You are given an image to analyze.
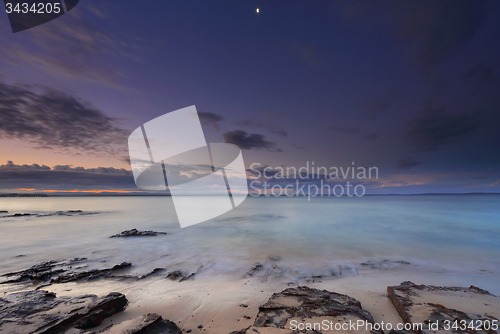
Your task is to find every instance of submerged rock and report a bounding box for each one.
[51,262,132,283]
[110,228,167,238]
[0,290,127,334]
[0,258,173,286]
[243,258,365,284]
[0,259,132,285]
[166,270,188,281]
[138,268,165,280]
[244,263,264,277]
[0,258,87,284]
[230,286,382,334]
[388,281,500,334]
[0,210,95,218]
[165,266,203,282]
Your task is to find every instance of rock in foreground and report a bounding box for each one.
[230,286,382,334]
[100,313,182,334]
[388,281,500,334]
[110,228,167,238]
[0,290,127,334]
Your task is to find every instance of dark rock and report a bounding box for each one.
[243,261,287,283]
[51,262,132,283]
[138,268,165,280]
[0,210,95,219]
[110,228,167,238]
[166,266,203,282]
[76,292,128,329]
[0,259,76,284]
[49,210,86,216]
[388,281,500,334]
[360,259,412,269]
[244,263,264,277]
[166,270,187,281]
[179,272,196,282]
[0,290,127,333]
[0,258,135,286]
[230,286,382,334]
[243,258,354,284]
[166,270,195,282]
[99,313,182,334]
[0,210,8,213]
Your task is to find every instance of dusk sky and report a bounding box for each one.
[0,0,499,194]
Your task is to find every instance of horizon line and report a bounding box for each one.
[1,192,500,197]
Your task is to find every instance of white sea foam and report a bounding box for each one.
[0,195,499,293]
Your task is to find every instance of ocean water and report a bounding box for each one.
[0,195,499,289]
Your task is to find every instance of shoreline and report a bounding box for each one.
[49,267,500,333]
[2,261,499,333]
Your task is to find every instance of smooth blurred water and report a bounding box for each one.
[0,195,499,281]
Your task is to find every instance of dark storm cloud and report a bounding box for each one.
[0,161,135,191]
[396,157,423,170]
[246,165,331,181]
[0,82,128,155]
[462,63,496,90]
[398,0,484,66]
[235,120,288,137]
[223,130,281,152]
[342,0,485,66]
[0,7,144,88]
[198,112,223,130]
[403,103,483,152]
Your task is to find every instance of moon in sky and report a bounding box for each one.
[256,8,260,13]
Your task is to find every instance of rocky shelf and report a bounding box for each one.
[0,290,127,334]
[110,228,167,238]
[1,256,499,334]
[388,281,499,334]
[230,286,383,334]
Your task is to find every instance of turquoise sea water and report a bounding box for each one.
[0,195,499,288]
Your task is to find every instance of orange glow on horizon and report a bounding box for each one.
[14,188,144,194]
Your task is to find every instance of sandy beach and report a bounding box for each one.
[1,255,499,333]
